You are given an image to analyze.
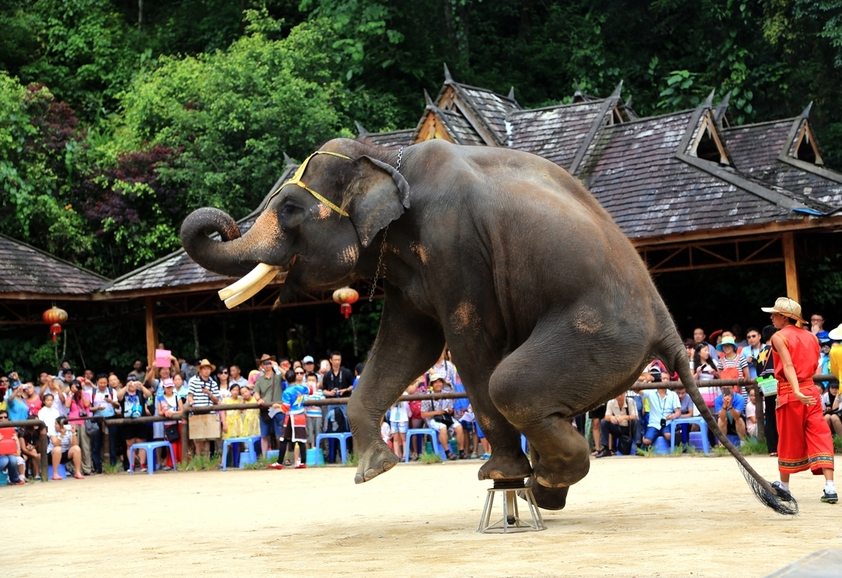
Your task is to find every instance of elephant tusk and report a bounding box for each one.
[218,263,280,301]
[219,264,285,309]
[223,268,286,309]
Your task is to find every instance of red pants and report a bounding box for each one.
[776,387,834,475]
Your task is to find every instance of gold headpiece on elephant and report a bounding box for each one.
[265,150,352,217]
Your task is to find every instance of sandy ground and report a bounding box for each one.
[1,454,839,578]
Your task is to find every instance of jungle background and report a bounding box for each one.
[2,0,842,375]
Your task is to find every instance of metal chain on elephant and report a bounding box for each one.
[368,147,403,303]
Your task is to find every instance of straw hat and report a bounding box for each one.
[256,353,277,364]
[828,324,842,341]
[760,297,806,324]
[197,358,216,371]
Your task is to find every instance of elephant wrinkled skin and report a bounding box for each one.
[181,138,792,514]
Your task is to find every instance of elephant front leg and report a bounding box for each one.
[347,296,445,484]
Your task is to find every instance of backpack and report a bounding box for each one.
[328,408,348,432]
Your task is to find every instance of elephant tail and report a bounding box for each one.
[657,334,798,516]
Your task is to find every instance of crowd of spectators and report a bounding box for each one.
[591,316,842,457]
[2,314,841,484]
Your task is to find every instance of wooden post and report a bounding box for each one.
[782,232,800,303]
[145,296,158,368]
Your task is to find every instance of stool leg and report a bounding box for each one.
[340,438,348,465]
[168,445,176,470]
[147,448,155,475]
[221,441,229,471]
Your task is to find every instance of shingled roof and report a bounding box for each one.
[103,166,297,295]
[0,234,108,298]
[722,112,842,210]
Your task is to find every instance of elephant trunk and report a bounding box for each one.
[180,208,286,308]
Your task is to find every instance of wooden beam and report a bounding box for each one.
[782,231,800,303]
[144,296,158,368]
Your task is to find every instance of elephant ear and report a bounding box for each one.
[344,156,410,248]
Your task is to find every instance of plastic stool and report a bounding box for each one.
[652,436,670,455]
[315,432,353,465]
[221,436,261,470]
[669,416,710,454]
[0,471,8,484]
[306,447,325,466]
[129,441,175,475]
[404,428,446,462]
[726,434,742,447]
[48,463,67,479]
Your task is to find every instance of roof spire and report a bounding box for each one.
[800,101,813,119]
[624,95,633,109]
[443,63,453,83]
[713,91,731,124]
[507,86,515,100]
[573,81,585,102]
[424,89,434,107]
[610,80,624,99]
[702,88,716,108]
[354,121,369,136]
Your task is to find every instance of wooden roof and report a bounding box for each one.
[0,233,109,299]
[722,112,842,211]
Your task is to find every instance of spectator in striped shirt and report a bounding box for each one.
[304,372,323,448]
[187,359,220,459]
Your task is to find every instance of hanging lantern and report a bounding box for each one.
[332,287,359,319]
[43,305,68,342]
[42,306,68,325]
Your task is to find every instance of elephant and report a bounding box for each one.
[181,138,794,515]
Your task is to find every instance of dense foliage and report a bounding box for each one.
[1,0,842,375]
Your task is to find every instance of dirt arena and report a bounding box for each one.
[2,455,839,577]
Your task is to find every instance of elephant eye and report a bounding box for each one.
[279,201,303,220]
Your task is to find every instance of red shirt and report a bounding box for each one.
[772,324,820,400]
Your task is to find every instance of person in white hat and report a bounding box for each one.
[761,297,836,504]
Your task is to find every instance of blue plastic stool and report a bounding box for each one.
[315,432,354,465]
[726,434,742,447]
[48,463,68,479]
[652,436,670,455]
[0,471,8,484]
[129,441,175,475]
[669,416,710,454]
[221,436,261,470]
[404,428,446,462]
[306,447,325,466]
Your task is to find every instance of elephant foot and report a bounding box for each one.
[354,442,399,484]
[532,460,589,488]
[477,452,532,482]
[520,478,569,510]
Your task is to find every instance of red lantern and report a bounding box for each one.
[42,306,68,325]
[43,306,68,342]
[332,287,359,319]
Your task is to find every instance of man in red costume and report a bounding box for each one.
[762,297,836,504]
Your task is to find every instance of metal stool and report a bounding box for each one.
[477,479,546,534]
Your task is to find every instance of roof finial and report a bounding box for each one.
[507,86,515,100]
[424,89,434,107]
[354,121,369,136]
[573,81,585,102]
[800,101,813,119]
[702,88,716,108]
[443,63,453,83]
[610,80,624,98]
[624,95,633,109]
[713,91,731,124]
